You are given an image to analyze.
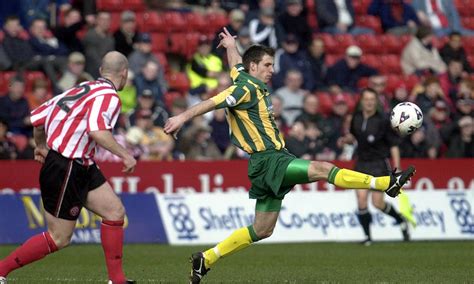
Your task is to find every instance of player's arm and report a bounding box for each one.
[164,99,216,138]
[89,130,136,173]
[33,125,49,163]
[218,27,242,68]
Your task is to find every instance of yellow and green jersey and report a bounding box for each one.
[210,63,285,154]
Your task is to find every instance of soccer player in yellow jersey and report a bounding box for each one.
[164,28,416,283]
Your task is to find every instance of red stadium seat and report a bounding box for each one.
[462,17,474,30]
[153,52,168,72]
[109,12,122,33]
[25,71,48,93]
[319,33,340,55]
[468,55,474,69]
[361,54,382,70]
[325,54,342,66]
[380,55,402,74]
[353,0,371,15]
[334,34,357,53]
[166,72,190,93]
[404,74,421,92]
[355,15,383,34]
[122,0,146,11]
[315,92,332,115]
[356,34,383,54]
[163,12,187,33]
[380,34,403,54]
[8,134,28,152]
[96,0,123,11]
[141,12,165,32]
[462,36,474,52]
[185,13,208,33]
[0,71,17,95]
[208,13,229,34]
[305,0,315,11]
[307,12,318,30]
[385,74,403,93]
[357,77,369,89]
[164,91,183,109]
[150,33,169,53]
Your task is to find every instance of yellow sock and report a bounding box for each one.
[328,167,390,191]
[203,226,258,268]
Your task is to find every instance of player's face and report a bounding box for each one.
[361,91,377,113]
[252,54,274,83]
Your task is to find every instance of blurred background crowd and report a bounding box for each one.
[0,0,472,162]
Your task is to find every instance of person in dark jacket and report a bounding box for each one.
[325,45,378,91]
[368,0,419,35]
[316,0,374,35]
[113,10,138,57]
[279,0,312,49]
[54,8,85,53]
[0,77,31,136]
[439,31,472,73]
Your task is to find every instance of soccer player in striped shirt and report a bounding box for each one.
[0,52,136,284]
[164,28,416,283]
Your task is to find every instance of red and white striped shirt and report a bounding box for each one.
[30,78,121,165]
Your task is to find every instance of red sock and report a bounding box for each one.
[0,232,58,276]
[101,220,126,283]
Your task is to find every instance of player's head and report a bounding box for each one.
[242,45,275,83]
[100,51,129,91]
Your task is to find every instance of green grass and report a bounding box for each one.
[1,241,473,283]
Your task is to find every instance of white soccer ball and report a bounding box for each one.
[390,102,423,136]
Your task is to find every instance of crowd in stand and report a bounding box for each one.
[0,0,472,162]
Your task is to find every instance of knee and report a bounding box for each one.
[308,161,335,181]
[373,200,385,211]
[255,227,274,240]
[49,230,73,249]
[103,203,126,221]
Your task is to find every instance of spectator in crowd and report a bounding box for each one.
[424,100,449,150]
[400,127,434,158]
[128,89,168,128]
[316,0,374,35]
[186,35,223,90]
[134,60,167,103]
[368,75,390,113]
[0,43,12,71]
[209,109,231,154]
[305,120,331,160]
[285,121,311,159]
[0,119,18,160]
[113,10,138,57]
[294,94,325,131]
[117,70,137,114]
[326,45,378,92]
[55,8,84,53]
[401,26,447,76]
[57,52,94,92]
[390,82,410,109]
[439,59,465,102]
[274,69,308,124]
[26,79,51,110]
[271,95,290,137]
[236,27,253,55]
[440,116,474,157]
[212,9,246,59]
[326,94,351,156]
[245,0,278,24]
[307,37,327,91]
[272,34,313,90]
[20,0,71,28]
[82,11,114,78]
[412,0,474,37]
[0,77,31,136]
[279,0,312,49]
[183,124,222,160]
[128,32,166,80]
[414,76,447,114]
[248,7,284,49]
[452,84,473,120]
[439,31,472,72]
[368,0,419,35]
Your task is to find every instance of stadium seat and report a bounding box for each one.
[122,0,146,11]
[110,12,122,33]
[356,34,383,54]
[307,11,318,30]
[185,13,208,33]
[462,36,474,51]
[150,33,169,53]
[96,0,123,11]
[380,34,403,54]
[8,134,28,152]
[208,13,229,34]
[404,74,421,92]
[163,12,187,33]
[164,91,183,109]
[467,55,474,69]
[315,92,332,115]
[462,17,474,30]
[353,0,371,15]
[380,55,402,74]
[334,34,357,53]
[166,72,190,93]
[325,54,341,66]
[153,52,169,72]
[319,33,340,55]
[141,12,165,32]
[361,54,382,70]
[357,77,369,89]
[385,74,403,93]
[355,15,383,34]
[0,71,16,95]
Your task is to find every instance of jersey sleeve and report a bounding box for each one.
[230,63,245,83]
[87,94,121,132]
[210,85,249,109]
[30,99,55,127]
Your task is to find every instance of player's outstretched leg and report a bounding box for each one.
[305,161,415,197]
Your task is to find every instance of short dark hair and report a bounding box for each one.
[4,15,19,25]
[361,87,378,97]
[449,31,462,38]
[242,45,275,71]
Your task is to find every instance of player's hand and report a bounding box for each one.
[34,146,49,164]
[122,154,136,173]
[217,27,237,49]
[164,115,186,140]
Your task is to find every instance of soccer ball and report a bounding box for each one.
[390,102,423,136]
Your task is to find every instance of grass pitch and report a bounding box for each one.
[1,241,473,283]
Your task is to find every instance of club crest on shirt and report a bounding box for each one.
[226,96,237,106]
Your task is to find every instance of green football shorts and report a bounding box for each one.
[248,149,311,212]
